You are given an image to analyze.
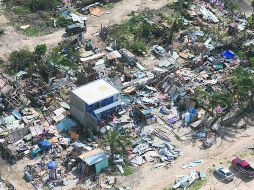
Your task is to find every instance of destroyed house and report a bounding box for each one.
[70,79,120,129]
[78,149,108,176]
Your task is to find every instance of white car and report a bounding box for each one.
[214,167,234,181]
[152,45,166,57]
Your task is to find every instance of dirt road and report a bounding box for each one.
[0,0,170,59]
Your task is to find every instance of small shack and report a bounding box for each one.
[78,149,108,176]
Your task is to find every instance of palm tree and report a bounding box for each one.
[195,87,231,117]
[230,67,254,110]
[99,128,132,162]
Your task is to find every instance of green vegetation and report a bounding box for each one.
[24,0,59,12]
[5,0,60,13]
[249,57,254,67]
[188,179,207,190]
[248,14,254,30]
[0,58,4,65]
[48,43,80,68]
[23,26,41,37]
[13,5,30,15]
[163,187,173,190]
[99,128,132,162]
[123,166,135,176]
[108,7,185,55]
[0,28,4,37]
[224,1,240,13]
[9,49,35,72]
[196,67,254,119]
[3,0,58,36]
[8,44,48,74]
[56,16,71,28]
[108,9,163,54]
[131,40,146,55]
[35,44,47,60]
[104,3,114,9]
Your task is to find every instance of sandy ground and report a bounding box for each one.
[239,0,253,16]
[117,115,254,190]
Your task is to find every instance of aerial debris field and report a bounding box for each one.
[0,0,254,190]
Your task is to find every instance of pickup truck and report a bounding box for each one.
[232,157,254,177]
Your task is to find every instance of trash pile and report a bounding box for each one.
[173,170,206,189]
[129,125,181,168]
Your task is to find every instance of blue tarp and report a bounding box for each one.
[47,161,58,169]
[222,51,235,59]
[38,140,52,149]
[56,117,77,131]
[143,109,153,115]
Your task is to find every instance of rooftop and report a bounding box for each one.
[79,149,107,165]
[72,79,119,105]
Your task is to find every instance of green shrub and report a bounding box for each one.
[56,16,71,28]
[131,40,146,55]
[48,44,80,68]
[0,58,4,65]
[23,26,41,36]
[123,166,135,176]
[13,5,30,14]
[249,57,254,67]
[225,1,239,12]
[0,29,4,37]
[25,0,60,12]
[9,49,35,72]
[35,44,47,60]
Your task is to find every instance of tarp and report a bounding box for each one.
[38,140,52,148]
[56,117,77,131]
[222,51,235,59]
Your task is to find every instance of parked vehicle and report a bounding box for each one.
[152,45,166,57]
[65,23,86,34]
[214,166,234,181]
[232,157,254,177]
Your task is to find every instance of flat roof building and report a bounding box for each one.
[72,79,119,105]
[70,79,121,135]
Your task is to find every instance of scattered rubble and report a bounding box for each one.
[0,0,254,189]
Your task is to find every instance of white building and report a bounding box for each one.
[70,79,121,132]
